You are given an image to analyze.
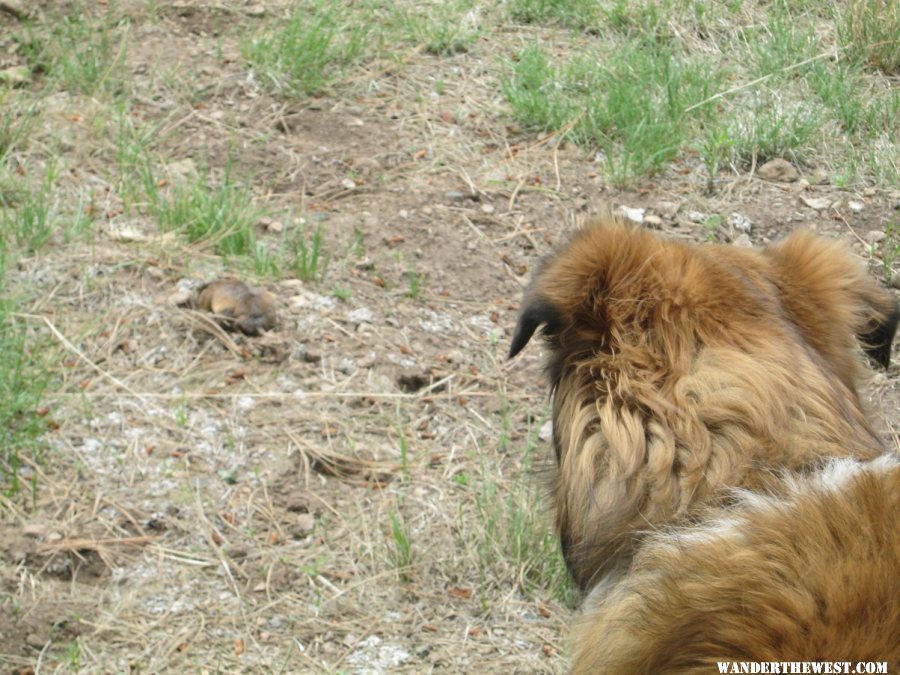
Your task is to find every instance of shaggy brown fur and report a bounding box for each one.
[571,456,900,672]
[196,279,276,336]
[509,218,899,667]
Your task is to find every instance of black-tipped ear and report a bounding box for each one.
[508,297,564,359]
[860,299,899,368]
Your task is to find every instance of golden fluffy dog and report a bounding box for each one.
[509,219,898,669]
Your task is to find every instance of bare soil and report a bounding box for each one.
[1,2,898,673]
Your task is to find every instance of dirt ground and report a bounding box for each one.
[1,2,898,673]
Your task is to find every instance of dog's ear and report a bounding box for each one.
[859,295,899,368]
[508,296,564,359]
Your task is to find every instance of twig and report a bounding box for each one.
[40,535,161,552]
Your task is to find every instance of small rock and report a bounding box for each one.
[758,158,799,183]
[862,187,876,197]
[848,200,864,213]
[25,633,46,649]
[801,196,831,211]
[444,190,466,202]
[357,352,377,368]
[865,230,886,244]
[0,65,30,87]
[399,209,409,219]
[728,212,752,234]
[481,204,495,215]
[733,233,753,247]
[348,307,375,325]
[643,214,663,228]
[266,220,284,234]
[538,420,553,443]
[341,178,357,190]
[295,513,315,534]
[244,4,265,16]
[687,211,708,223]
[615,206,645,224]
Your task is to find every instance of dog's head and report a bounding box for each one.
[509,218,896,589]
[511,220,897,392]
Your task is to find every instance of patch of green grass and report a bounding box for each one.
[0,94,38,166]
[748,6,817,80]
[332,285,352,301]
[500,1,895,185]
[835,0,900,75]
[0,259,51,496]
[250,243,282,279]
[287,223,329,282]
[504,42,720,184]
[508,0,602,30]
[703,213,723,242]
[728,98,819,167]
[405,271,424,300]
[149,170,260,257]
[241,0,373,96]
[20,11,128,96]
[112,102,161,207]
[389,510,413,581]
[1,164,91,253]
[473,406,572,601]
[391,0,480,55]
[696,125,733,194]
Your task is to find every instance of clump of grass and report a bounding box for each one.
[389,509,413,581]
[835,0,900,75]
[696,126,733,194]
[392,1,480,55]
[0,94,38,166]
[0,164,91,253]
[241,0,372,96]
[17,11,128,96]
[473,406,572,601]
[287,223,329,282]
[503,42,719,184]
[728,97,819,167]
[149,171,260,257]
[0,253,51,495]
[405,271,424,300]
[508,0,602,30]
[748,6,817,80]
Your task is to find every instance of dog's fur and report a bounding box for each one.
[509,219,899,667]
[196,279,276,336]
[571,455,900,672]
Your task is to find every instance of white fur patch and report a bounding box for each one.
[801,454,899,494]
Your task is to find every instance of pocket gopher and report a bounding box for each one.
[196,279,276,336]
